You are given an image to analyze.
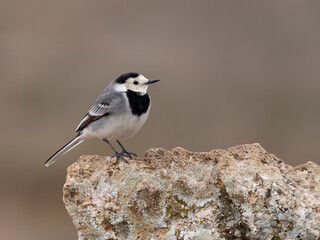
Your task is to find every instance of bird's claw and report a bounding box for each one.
[112,152,129,164]
[120,150,137,159]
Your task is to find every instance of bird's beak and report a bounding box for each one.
[145,79,160,85]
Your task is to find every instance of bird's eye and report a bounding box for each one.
[133,81,139,85]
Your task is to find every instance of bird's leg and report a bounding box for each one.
[103,139,128,164]
[116,140,137,159]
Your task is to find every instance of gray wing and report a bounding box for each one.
[75,91,124,133]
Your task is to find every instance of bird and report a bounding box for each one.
[45,72,159,167]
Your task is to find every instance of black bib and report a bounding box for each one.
[126,90,150,116]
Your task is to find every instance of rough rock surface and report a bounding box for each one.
[63,144,320,240]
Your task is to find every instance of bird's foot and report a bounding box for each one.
[120,150,137,159]
[112,152,129,165]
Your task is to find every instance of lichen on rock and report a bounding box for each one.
[63,144,320,240]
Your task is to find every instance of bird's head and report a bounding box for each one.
[113,72,159,94]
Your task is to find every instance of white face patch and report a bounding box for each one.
[125,75,149,94]
[114,83,128,92]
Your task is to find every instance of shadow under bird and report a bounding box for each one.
[45,72,160,167]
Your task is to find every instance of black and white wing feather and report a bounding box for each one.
[75,92,124,133]
[75,102,110,132]
[90,102,110,116]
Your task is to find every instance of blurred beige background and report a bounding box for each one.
[1,1,320,239]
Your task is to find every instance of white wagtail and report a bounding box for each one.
[45,72,159,167]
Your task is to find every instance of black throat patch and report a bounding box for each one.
[126,90,150,116]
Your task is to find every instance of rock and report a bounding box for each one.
[63,144,320,240]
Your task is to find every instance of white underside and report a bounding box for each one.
[81,109,150,141]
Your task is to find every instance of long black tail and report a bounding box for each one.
[45,135,84,167]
